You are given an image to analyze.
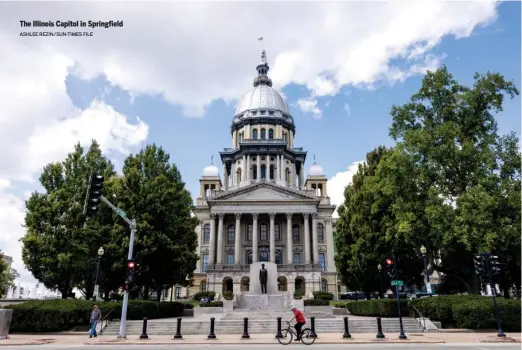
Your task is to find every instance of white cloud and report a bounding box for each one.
[344,103,351,116]
[328,161,364,218]
[297,98,323,118]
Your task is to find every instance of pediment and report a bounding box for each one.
[211,183,316,202]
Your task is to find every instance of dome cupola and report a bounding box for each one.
[202,156,219,177]
[307,155,325,177]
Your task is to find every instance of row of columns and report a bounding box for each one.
[207,212,321,266]
[221,154,305,190]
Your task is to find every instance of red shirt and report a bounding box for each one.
[293,309,306,324]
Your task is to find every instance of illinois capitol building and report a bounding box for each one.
[169,49,340,300]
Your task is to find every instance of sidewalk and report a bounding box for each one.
[0,331,520,346]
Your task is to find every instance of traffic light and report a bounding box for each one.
[489,256,502,275]
[86,174,104,215]
[384,258,395,279]
[125,259,136,285]
[474,255,485,276]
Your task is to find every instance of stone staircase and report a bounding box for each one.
[102,316,424,336]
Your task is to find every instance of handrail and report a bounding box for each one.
[99,308,114,335]
[409,304,426,331]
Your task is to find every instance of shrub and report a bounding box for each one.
[346,299,408,317]
[223,292,234,300]
[193,291,216,301]
[410,295,520,331]
[304,299,329,306]
[5,299,186,333]
[293,292,302,300]
[332,302,347,308]
[200,301,223,308]
[313,292,334,300]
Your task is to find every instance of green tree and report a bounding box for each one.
[388,66,520,294]
[0,252,18,298]
[111,144,198,300]
[21,141,117,298]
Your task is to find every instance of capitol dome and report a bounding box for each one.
[203,157,219,177]
[308,156,325,177]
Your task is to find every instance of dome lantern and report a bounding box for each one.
[307,155,325,177]
[202,155,219,177]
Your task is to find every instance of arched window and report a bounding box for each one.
[321,279,328,292]
[252,129,258,140]
[275,223,281,241]
[261,165,266,179]
[292,224,300,242]
[227,225,235,244]
[269,165,274,180]
[247,251,253,264]
[275,251,282,264]
[286,168,291,184]
[246,223,253,241]
[317,223,325,243]
[236,169,242,183]
[260,223,268,241]
[203,224,210,242]
[259,250,269,262]
[283,132,288,142]
[200,280,207,292]
[261,128,266,139]
[268,128,274,139]
[252,165,257,180]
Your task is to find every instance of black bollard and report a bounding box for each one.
[275,317,283,338]
[376,317,385,339]
[343,316,351,339]
[140,317,149,339]
[173,317,183,339]
[310,316,317,338]
[208,317,216,339]
[242,317,250,339]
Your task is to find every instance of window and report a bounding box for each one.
[260,250,269,262]
[227,225,235,244]
[227,254,234,265]
[261,165,266,179]
[268,128,274,139]
[292,224,300,242]
[247,251,253,264]
[200,280,207,292]
[236,169,242,183]
[269,165,274,180]
[246,223,253,241]
[317,223,325,243]
[202,254,209,272]
[275,251,282,264]
[275,223,281,241]
[253,129,258,140]
[261,128,266,139]
[203,224,210,243]
[175,287,181,299]
[293,253,301,264]
[260,223,268,241]
[252,165,257,180]
[320,279,328,292]
[319,253,325,271]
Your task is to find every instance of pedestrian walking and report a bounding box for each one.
[89,304,102,338]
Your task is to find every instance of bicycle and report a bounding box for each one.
[277,320,316,345]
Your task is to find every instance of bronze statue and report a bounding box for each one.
[259,264,268,294]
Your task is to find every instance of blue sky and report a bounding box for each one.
[0,1,519,285]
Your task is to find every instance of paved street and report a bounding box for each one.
[0,344,520,349]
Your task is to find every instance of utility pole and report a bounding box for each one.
[84,174,136,339]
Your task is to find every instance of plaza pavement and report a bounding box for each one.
[0,331,520,346]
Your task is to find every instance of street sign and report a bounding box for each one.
[116,208,127,219]
[391,280,404,286]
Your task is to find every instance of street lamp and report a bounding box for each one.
[420,245,431,294]
[93,246,104,301]
[377,263,383,299]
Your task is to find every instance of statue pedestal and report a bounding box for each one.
[238,293,287,310]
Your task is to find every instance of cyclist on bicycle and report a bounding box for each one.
[289,304,306,341]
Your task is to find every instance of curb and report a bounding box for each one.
[85,339,447,345]
[0,340,55,347]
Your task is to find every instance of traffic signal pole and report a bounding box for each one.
[392,253,407,340]
[482,254,505,338]
[100,195,136,339]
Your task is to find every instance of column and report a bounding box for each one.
[303,213,311,264]
[216,214,225,264]
[256,155,261,183]
[276,155,281,182]
[299,164,305,189]
[246,156,251,183]
[209,214,216,264]
[266,154,271,181]
[222,163,228,190]
[325,218,335,272]
[311,212,319,265]
[280,156,285,183]
[231,163,236,188]
[286,213,293,264]
[269,213,276,263]
[292,163,297,187]
[242,155,247,185]
[234,213,242,264]
[252,213,259,263]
